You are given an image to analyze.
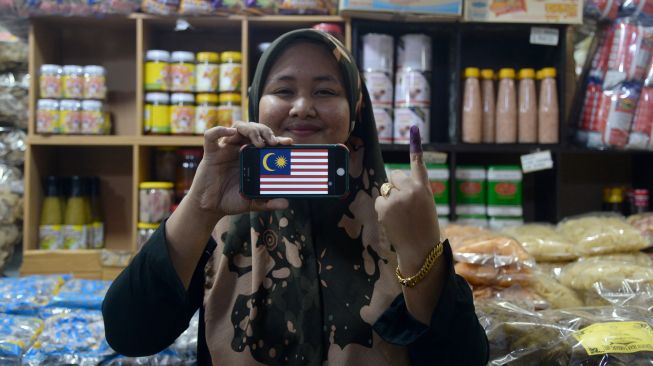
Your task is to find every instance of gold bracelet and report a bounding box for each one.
[396,240,444,288]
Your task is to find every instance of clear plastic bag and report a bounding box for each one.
[557,214,650,256]
[455,262,533,287]
[0,314,43,365]
[452,233,535,268]
[0,128,27,166]
[559,257,653,292]
[584,0,621,20]
[442,223,489,248]
[0,20,28,73]
[502,224,578,262]
[536,261,570,280]
[620,0,653,19]
[627,212,653,246]
[47,279,112,311]
[473,285,550,311]
[532,271,584,309]
[0,73,29,129]
[0,275,68,316]
[0,224,20,271]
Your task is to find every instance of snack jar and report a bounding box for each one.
[59,99,82,134]
[62,65,84,99]
[217,92,242,127]
[139,182,174,223]
[196,52,220,93]
[83,65,107,100]
[36,99,60,134]
[195,93,219,134]
[40,64,62,99]
[137,222,160,250]
[170,51,195,92]
[145,92,171,134]
[219,51,242,92]
[170,92,195,134]
[81,100,106,135]
[145,50,170,91]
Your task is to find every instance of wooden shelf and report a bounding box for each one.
[137,135,204,146]
[28,135,136,146]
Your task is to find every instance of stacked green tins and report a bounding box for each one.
[455,166,487,227]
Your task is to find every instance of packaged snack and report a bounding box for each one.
[578,251,653,266]
[558,214,649,255]
[179,0,214,13]
[0,314,43,365]
[584,0,620,20]
[0,275,68,316]
[454,262,533,287]
[0,73,28,129]
[47,279,112,311]
[0,224,20,271]
[536,261,570,280]
[452,233,534,267]
[620,0,653,18]
[627,212,653,245]
[532,272,584,309]
[473,285,550,310]
[141,0,180,15]
[502,224,578,262]
[595,81,641,149]
[0,20,28,72]
[606,20,653,85]
[212,0,243,14]
[277,0,337,14]
[442,223,490,247]
[559,257,653,291]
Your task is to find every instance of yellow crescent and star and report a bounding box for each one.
[262,152,288,172]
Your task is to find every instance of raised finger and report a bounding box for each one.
[409,126,429,185]
[259,125,279,146]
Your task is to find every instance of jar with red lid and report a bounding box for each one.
[175,149,203,202]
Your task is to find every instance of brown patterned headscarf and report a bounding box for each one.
[203,29,408,365]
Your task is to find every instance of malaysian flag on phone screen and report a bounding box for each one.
[260,149,329,195]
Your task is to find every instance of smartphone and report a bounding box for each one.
[240,144,349,199]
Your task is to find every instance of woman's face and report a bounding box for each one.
[259,42,350,145]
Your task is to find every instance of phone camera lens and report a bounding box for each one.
[336,168,345,176]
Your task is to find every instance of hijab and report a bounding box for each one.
[202,29,409,366]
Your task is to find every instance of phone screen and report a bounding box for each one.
[240,144,349,199]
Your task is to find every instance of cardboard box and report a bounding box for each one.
[339,0,462,18]
[464,0,582,24]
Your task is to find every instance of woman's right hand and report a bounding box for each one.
[186,121,293,219]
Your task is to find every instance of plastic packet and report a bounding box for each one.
[141,0,179,15]
[243,0,275,14]
[578,251,653,265]
[473,285,550,311]
[627,212,653,245]
[170,311,198,362]
[47,279,112,310]
[0,73,29,129]
[605,20,653,86]
[452,233,535,268]
[557,213,650,255]
[0,128,27,166]
[532,271,584,309]
[442,223,489,247]
[0,20,28,72]
[0,224,20,271]
[97,0,140,13]
[0,314,43,365]
[559,257,653,291]
[22,309,115,366]
[584,0,621,20]
[277,0,337,14]
[455,262,533,287]
[594,81,642,149]
[0,275,68,316]
[620,0,653,19]
[501,224,578,262]
[535,261,570,280]
[101,349,184,366]
[179,0,213,14]
[212,0,242,14]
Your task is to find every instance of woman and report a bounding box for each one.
[103,29,488,365]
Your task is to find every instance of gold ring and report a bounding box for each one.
[380,182,395,198]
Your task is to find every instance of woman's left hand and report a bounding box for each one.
[374,126,441,269]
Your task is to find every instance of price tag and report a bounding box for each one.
[520,150,554,173]
[530,27,559,46]
[423,151,447,164]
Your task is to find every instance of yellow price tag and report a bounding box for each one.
[574,321,653,356]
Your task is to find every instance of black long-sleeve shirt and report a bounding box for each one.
[102,221,489,365]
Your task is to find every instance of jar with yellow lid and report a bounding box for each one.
[196,52,220,93]
[37,99,60,134]
[195,93,219,134]
[145,50,170,91]
[62,65,84,99]
[217,93,242,127]
[59,99,82,134]
[139,181,174,223]
[219,51,242,92]
[40,64,62,99]
[170,92,195,135]
[145,92,170,134]
[170,51,195,92]
[137,222,160,249]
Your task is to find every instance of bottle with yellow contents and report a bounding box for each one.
[39,176,65,250]
[145,50,170,91]
[145,92,170,134]
[195,93,219,134]
[217,93,242,127]
[62,176,90,250]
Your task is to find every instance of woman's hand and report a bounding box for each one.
[374,126,441,271]
[186,121,293,219]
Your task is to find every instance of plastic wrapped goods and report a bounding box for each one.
[627,212,653,245]
[455,262,533,287]
[557,214,649,255]
[532,272,584,309]
[0,314,43,365]
[47,279,112,311]
[0,275,68,316]
[451,233,534,267]
[502,224,578,262]
[0,73,29,129]
[473,285,550,311]
[0,20,28,72]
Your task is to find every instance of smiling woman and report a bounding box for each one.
[102,29,488,366]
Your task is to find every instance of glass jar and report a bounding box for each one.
[145,50,170,91]
[62,65,84,99]
[170,51,195,92]
[137,222,160,250]
[195,93,219,134]
[139,181,174,223]
[170,92,195,135]
[154,147,177,182]
[36,99,60,134]
[217,93,242,127]
[219,51,242,92]
[83,65,107,100]
[59,99,82,134]
[196,52,220,93]
[40,64,62,99]
[175,149,202,202]
[81,100,106,135]
[145,92,170,134]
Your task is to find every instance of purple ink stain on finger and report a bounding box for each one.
[410,125,422,154]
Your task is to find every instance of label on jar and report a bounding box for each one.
[220,63,242,92]
[139,189,173,223]
[81,110,105,134]
[151,105,171,134]
[393,107,429,144]
[144,104,152,133]
[90,221,104,249]
[60,110,81,134]
[196,64,220,92]
[364,71,393,107]
[195,105,218,133]
[170,63,196,92]
[394,69,430,107]
[62,224,88,249]
[37,109,59,134]
[40,75,62,98]
[39,225,63,250]
[84,75,106,100]
[145,62,170,91]
[171,105,195,134]
[373,107,393,143]
[62,75,83,99]
[217,105,242,127]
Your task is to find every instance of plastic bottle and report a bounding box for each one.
[481,69,495,143]
[518,68,537,143]
[462,67,482,143]
[62,176,90,249]
[89,176,104,249]
[496,68,517,143]
[538,67,559,143]
[39,176,64,250]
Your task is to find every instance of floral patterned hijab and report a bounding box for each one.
[202,29,409,365]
